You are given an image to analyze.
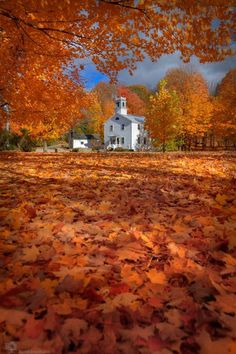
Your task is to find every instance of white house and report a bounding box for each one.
[104,97,148,151]
[69,132,100,149]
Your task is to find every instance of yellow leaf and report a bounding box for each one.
[146,269,167,284]
[215,193,228,206]
[98,201,112,212]
[121,265,144,288]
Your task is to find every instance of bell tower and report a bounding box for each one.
[115,96,127,115]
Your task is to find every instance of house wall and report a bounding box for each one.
[104,115,132,149]
[131,123,142,150]
[73,139,89,149]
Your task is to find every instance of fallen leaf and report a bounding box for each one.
[146,269,167,284]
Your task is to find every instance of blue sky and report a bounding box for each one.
[81,66,108,90]
[80,51,236,91]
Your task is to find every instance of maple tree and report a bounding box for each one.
[0,0,235,130]
[118,86,146,115]
[92,82,116,138]
[93,82,116,105]
[164,68,213,149]
[0,151,236,353]
[8,68,88,143]
[212,69,236,144]
[82,92,104,139]
[146,80,181,152]
[128,85,151,105]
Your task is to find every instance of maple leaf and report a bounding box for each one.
[99,293,139,313]
[52,302,72,315]
[0,308,30,327]
[121,264,144,288]
[215,193,228,206]
[55,275,82,294]
[22,245,40,263]
[24,204,37,219]
[196,330,236,354]
[116,248,144,261]
[109,283,130,296]
[167,242,186,258]
[146,269,167,284]
[228,232,236,250]
[61,318,88,345]
[23,316,45,339]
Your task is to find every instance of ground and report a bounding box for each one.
[0,151,236,354]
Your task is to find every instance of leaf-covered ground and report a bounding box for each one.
[0,152,236,354]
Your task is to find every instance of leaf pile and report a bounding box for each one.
[0,152,236,354]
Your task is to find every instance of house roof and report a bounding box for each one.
[125,114,145,123]
[111,113,145,124]
[71,133,100,140]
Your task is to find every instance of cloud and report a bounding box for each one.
[77,48,236,91]
[117,52,236,90]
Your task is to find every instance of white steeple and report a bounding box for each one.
[115,96,127,115]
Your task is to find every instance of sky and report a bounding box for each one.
[81,50,236,91]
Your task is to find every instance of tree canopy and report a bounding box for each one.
[0,0,235,139]
[1,0,235,86]
[213,69,236,141]
[164,68,213,145]
[146,80,181,151]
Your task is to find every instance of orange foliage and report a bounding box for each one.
[165,68,213,141]
[0,0,234,127]
[146,80,181,151]
[128,85,151,105]
[213,69,236,141]
[0,152,236,352]
[118,86,146,115]
[7,63,88,140]
[92,82,116,137]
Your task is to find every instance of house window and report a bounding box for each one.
[121,124,125,130]
[117,102,119,108]
[122,102,125,107]
[117,137,120,145]
[121,137,125,144]
[138,137,141,144]
[110,125,113,132]
[81,141,84,145]
[115,116,119,120]
[144,137,147,145]
[138,124,140,130]
[110,137,116,144]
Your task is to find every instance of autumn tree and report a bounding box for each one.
[118,86,146,116]
[0,0,234,132]
[7,62,88,147]
[82,92,105,139]
[213,69,236,145]
[93,82,116,104]
[128,85,151,105]
[164,67,212,149]
[92,82,116,137]
[75,82,116,139]
[146,80,181,152]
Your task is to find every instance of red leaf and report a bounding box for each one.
[24,205,37,219]
[109,283,130,296]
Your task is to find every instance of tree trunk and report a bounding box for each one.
[43,141,48,152]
